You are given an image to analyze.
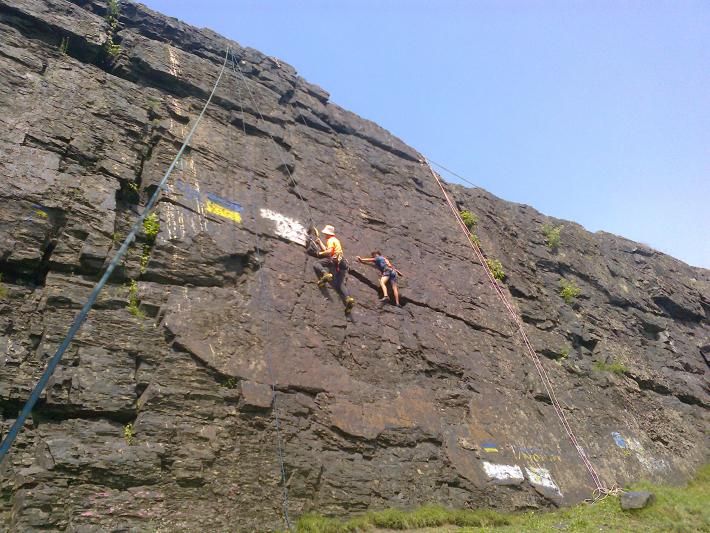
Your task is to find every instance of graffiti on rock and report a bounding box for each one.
[25,204,50,223]
[205,192,243,223]
[481,441,499,453]
[611,431,669,473]
[171,179,242,224]
[259,208,307,245]
[509,444,562,463]
[479,441,561,464]
[482,461,524,484]
[524,466,563,497]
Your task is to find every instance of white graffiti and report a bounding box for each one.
[627,438,669,473]
[260,208,307,245]
[482,461,524,483]
[525,466,563,496]
[612,432,669,473]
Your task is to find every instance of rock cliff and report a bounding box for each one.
[0,0,708,531]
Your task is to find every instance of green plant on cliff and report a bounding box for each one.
[123,423,135,445]
[460,211,482,247]
[127,280,145,318]
[460,210,478,231]
[0,274,7,300]
[542,223,563,249]
[143,213,160,243]
[486,258,506,282]
[594,360,629,375]
[108,0,120,18]
[103,0,122,58]
[140,248,150,273]
[147,96,161,111]
[58,37,69,55]
[140,213,159,273]
[221,377,237,389]
[559,278,581,304]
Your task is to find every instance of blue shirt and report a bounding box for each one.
[374,255,389,272]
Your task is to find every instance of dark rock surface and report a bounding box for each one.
[0,0,708,531]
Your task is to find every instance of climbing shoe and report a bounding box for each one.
[344,296,355,314]
[317,272,333,288]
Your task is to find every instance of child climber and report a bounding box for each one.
[314,225,356,314]
[356,251,403,306]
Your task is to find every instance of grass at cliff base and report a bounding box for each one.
[295,464,709,532]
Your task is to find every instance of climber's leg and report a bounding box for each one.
[314,258,334,287]
[379,276,389,300]
[391,281,400,306]
[334,260,355,313]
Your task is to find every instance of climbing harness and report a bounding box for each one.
[0,49,231,465]
[422,157,611,497]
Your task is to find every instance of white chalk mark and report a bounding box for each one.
[524,467,562,496]
[259,209,306,245]
[482,461,524,482]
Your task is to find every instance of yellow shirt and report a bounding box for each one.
[325,236,343,260]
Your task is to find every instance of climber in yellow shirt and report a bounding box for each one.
[314,224,355,313]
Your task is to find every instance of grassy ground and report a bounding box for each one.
[295,464,710,532]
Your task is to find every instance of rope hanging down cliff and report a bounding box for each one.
[0,49,230,464]
[421,158,609,496]
[225,53,611,499]
[228,52,315,230]
[228,49,293,530]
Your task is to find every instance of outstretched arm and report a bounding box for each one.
[357,256,376,263]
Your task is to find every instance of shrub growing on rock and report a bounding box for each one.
[486,258,506,281]
[559,278,581,303]
[460,210,478,230]
[143,213,160,243]
[123,423,135,445]
[594,360,628,374]
[542,223,563,249]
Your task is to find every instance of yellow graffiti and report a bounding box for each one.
[509,445,562,464]
[205,200,241,223]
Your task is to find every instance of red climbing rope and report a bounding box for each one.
[422,159,607,495]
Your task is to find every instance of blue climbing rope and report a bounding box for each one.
[0,48,230,464]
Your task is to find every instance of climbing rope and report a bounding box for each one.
[422,158,608,496]
[0,49,231,464]
[228,49,293,530]
[285,84,611,497]
[288,88,352,217]
[228,51,315,230]
[427,158,481,190]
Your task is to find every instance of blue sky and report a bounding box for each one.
[141,0,709,268]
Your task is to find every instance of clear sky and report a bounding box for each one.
[140,0,709,268]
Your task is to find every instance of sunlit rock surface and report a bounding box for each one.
[0,0,708,530]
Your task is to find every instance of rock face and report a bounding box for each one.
[0,0,708,531]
